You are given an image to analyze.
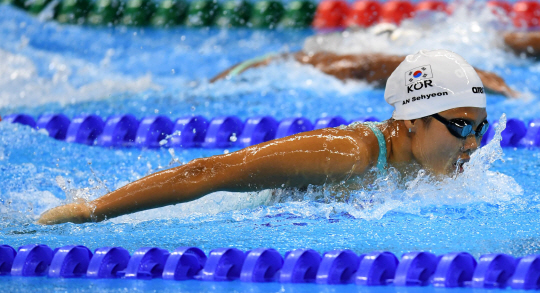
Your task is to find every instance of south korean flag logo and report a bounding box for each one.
[405,65,433,85]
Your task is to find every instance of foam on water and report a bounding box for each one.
[0,44,161,109]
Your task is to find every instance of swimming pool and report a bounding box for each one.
[1,1,540,291]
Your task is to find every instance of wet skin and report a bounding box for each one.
[400,107,487,175]
[38,107,486,225]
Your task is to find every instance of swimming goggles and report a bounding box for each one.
[431,113,489,139]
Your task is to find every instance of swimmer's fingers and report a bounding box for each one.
[505,88,521,99]
[474,68,520,99]
[492,83,521,99]
[37,203,91,225]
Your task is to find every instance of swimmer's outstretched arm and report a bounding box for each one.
[38,128,374,225]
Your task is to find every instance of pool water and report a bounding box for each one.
[1,1,540,292]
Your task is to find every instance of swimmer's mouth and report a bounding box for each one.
[453,158,470,173]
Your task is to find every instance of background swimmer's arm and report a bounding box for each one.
[294,51,405,83]
[38,128,374,225]
[504,32,540,57]
[210,51,405,83]
[473,68,519,98]
[296,52,519,98]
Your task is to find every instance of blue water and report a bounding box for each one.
[1,1,540,291]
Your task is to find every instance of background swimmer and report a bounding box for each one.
[38,49,490,225]
[211,52,518,98]
[211,26,540,99]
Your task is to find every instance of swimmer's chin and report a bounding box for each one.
[37,203,92,225]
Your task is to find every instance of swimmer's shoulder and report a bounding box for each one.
[316,123,382,170]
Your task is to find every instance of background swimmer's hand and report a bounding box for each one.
[474,68,520,98]
[37,203,92,225]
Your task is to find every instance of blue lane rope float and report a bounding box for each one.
[162,247,206,281]
[316,249,359,284]
[240,248,282,282]
[275,117,313,140]
[36,114,71,140]
[3,113,540,149]
[238,116,278,148]
[86,247,131,279]
[169,115,208,148]
[202,116,244,148]
[65,115,105,145]
[135,116,174,149]
[1,244,540,290]
[97,114,140,148]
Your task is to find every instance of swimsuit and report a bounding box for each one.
[363,122,388,175]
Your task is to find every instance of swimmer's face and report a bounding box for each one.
[410,107,488,176]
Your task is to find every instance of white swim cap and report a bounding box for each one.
[384,49,486,120]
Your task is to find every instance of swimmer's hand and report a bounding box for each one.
[37,203,92,225]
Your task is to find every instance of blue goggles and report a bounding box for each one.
[431,113,489,139]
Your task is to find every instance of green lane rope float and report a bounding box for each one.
[87,0,123,26]
[4,0,318,29]
[2,0,25,9]
[248,0,284,29]
[27,0,51,14]
[214,0,252,28]
[279,0,316,28]
[184,0,219,27]
[150,0,188,27]
[120,0,156,26]
[55,0,91,24]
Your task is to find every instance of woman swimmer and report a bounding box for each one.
[38,49,490,225]
[211,51,518,98]
[211,28,540,98]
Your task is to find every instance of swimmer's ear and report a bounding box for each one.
[403,120,418,134]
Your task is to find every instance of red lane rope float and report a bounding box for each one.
[313,0,534,29]
[312,0,349,29]
[345,0,382,28]
[415,0,448,14]
[380,0,415,25]
[513,0,540,28]
[487,0,513,16]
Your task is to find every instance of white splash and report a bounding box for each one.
[303,0,523,70]
[0,49,162,108]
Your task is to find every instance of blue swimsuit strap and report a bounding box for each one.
[364,122,388,174]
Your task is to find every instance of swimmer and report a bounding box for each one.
[211,51,518,98]
[211,27,540,98]
[38,49,490,225]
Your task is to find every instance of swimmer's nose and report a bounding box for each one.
[462,134,479,152]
